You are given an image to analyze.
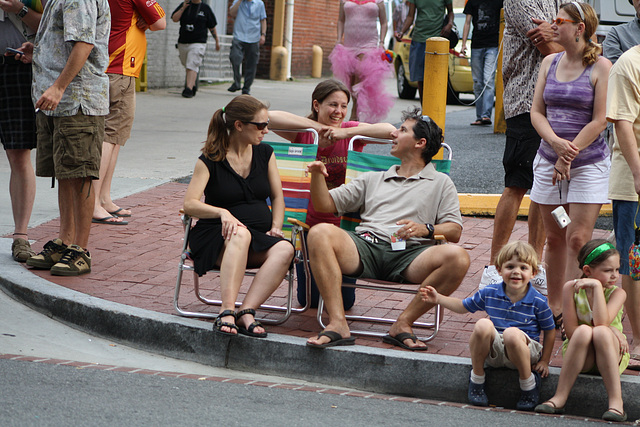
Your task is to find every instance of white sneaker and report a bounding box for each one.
[532,265,547,296]
[479,265,501,290]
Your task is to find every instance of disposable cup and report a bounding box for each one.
[389,225,406,251]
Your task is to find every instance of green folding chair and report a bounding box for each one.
[316,136,453,342]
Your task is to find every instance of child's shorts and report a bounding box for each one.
[486,329,543,369]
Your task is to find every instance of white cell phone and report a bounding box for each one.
[5,47,22,56]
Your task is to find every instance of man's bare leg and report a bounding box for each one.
[306,224,363,346]
[92,142,126,222]
[6,149,36,236]
[186,69,197,90]
[388,244,470,348]
[490,186,527,263]
[527,201,545,259]
[59,177,94,248]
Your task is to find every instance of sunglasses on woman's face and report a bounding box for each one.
[552,17,576,25]
[244,120,269,130]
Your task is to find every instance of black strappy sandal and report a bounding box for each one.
[236,308,267,338]
[214,309,238,336]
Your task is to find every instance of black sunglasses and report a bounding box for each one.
[244,120,269,130]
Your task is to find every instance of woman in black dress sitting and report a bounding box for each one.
[184,95,294,337]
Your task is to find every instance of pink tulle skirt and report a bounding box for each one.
[329,44,394,123]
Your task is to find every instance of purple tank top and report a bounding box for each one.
[537,52,608,168]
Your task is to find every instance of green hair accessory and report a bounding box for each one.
[584,242,616,266]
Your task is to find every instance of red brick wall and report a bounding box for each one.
[289,0,340,77]
[227,1,339,78]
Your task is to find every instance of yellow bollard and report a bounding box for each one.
[422,37,449,159]
[494,9,506,134]
[270,46,288,81]
[135,53,148,92]
[311,45,323,78]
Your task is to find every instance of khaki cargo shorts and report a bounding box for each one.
[104,73,136,146]
[35,111,104,180]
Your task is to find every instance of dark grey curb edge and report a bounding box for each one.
[1,247,639,419]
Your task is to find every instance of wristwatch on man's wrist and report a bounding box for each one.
[425,223,435,239]
[17,5,29,18]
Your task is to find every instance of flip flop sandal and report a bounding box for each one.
[214,310,238,336]
[92,216,128,225]
[470,119,484,126]
[236,308,267,338]
[306,330,355,348]
[108,208,131,217]
[382,332,428,351]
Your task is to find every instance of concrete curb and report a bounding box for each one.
[1,243,638,419]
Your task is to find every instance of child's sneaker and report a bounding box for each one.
[479,265,501,290]
[468,379,489,406]
[532,265,547,295]
[516,371,541,411]
[50,245,91,276]
[26,238,68,269]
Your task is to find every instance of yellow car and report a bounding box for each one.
[394,11,473,103]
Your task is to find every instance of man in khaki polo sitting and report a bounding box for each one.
[305,108,470,350]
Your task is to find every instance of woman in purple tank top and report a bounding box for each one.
[530,2,612,331]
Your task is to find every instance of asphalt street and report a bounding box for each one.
[0,357,599,427]
[0,283,600,426]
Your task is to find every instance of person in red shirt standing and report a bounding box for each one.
[92,0,166,225]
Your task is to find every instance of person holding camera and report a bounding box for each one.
[171,0,220,98]
[529,2,611,331]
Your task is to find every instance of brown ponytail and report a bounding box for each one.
[559,2,601,66]
[202,95,269,161]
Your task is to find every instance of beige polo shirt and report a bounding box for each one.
[329,162,463,245]
[607,45,640,202]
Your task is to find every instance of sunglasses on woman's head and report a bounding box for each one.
[244,120,269,130]
[552,17,576,25]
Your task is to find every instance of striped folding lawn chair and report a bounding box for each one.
[173,130,318,324]
[317,136,453,342]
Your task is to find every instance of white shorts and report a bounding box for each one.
[486,329,543,369]
[178,43,206,72]
[530,154,610,205]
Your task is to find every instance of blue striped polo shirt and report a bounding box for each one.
[462,282,555,342]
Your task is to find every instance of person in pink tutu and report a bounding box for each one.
[330,0,394,123]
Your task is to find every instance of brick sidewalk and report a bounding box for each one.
[15,182,634,374]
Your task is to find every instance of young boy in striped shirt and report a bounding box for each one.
[420,241,556,410]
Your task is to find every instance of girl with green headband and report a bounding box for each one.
[536,239,629,422]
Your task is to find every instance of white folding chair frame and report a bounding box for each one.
[174,213,306,324]
[173,129,318,324]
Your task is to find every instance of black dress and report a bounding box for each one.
[188,144,287,276]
